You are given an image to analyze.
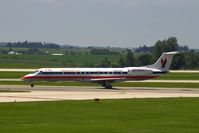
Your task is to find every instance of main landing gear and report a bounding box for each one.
[105,84,112,89]
[102,81,112,89]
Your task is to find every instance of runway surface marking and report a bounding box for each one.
[0,69,36,72]
[0,85,199,102]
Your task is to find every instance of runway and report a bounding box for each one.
[0,85,199,102]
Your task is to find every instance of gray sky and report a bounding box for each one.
[0,0,198,48]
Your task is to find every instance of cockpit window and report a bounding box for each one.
[34,70,43,74]
[32,70,39,74]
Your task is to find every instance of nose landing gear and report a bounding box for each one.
[30,83,34,87]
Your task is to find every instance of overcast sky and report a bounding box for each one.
[0,0,198,48]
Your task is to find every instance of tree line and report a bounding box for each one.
[0,37,198,69]
[0,41,60,48]
[100,37,199,69]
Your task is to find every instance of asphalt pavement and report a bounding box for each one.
[0,85,199,102]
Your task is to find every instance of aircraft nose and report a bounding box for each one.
[21,74,35,81]
[21,75,27,81]
[21,75,31,81]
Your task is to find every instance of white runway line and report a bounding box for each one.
[170,70,199,73]
[0,69,36,72]
[0,79,21,81]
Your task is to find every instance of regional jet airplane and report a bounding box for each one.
[21,51,178,89]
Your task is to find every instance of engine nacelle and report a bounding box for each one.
[128,68,153,76]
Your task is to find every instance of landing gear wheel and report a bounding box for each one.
[102,81,113,89]
[105,84,112,89]
[31,84,34,87]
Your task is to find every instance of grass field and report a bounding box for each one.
[0,98,199,133]
[156,72,199,80]
[0,54,120,68]
[0,71,29,79]
[0,90,29,93]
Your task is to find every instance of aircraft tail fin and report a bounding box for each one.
[147,51,179,71]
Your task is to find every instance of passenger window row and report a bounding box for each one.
[39,71,128,75]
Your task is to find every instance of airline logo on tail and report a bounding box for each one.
[161,58,167,68]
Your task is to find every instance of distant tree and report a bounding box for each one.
[152,37,179,62]
[118,55,126,67]
[135,45,153,53]
[65,50,69,55]
[4,41,60,49]
[125,49,135,67]
[100,57,111,67]
[170,54,186,69]
[70,50,75,55]
[27,48,41,54]
[89,62,94,67]
[84,62,94,67]
[137,54,152,66]
[184,51,199,69]
[178,45,189,52]
[153,37,178,56]
[166,37,178,51]
[0,49,8,54]
[9,47,13,52]
[7,42,13,47]
[90,48,111,55]
[85,52,89,55]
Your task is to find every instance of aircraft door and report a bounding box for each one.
[128,69,133,75]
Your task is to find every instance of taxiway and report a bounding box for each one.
[0,85,199,102]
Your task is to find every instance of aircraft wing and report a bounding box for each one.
[90,78,126,82]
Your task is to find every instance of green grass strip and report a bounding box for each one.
[0,71,30,79]
[0,98,199,133]
[0,90,29,93]
[156,72,199,80]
